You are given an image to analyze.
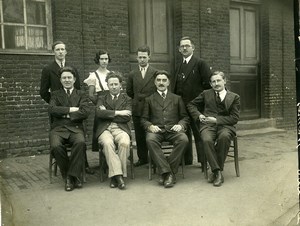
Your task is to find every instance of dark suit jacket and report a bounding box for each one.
[48,89,90,133]
[141,92,189,132]
[40,61,81,103]
[172,55,211,104]
[126,65,157,116]
[93,93,132,147]
[187,89,240,133]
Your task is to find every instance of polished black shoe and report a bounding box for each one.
[110,177,118,188]
[213,171,224,187]
[133,160,147,167]
[74,177,83,189]
[116,175,126,190]
[158,173,167,185]
[65,176,74,192]
[207,172,216,183]
[85,167,95,175]
[164,173,175,188]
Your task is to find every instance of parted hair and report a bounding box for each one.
[105,71,123,83]
[94,50,112,64]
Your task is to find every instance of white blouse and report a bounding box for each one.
[83,71,109,92]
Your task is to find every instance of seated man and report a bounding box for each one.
[49,66,90,192]
[141,70,189,188]
[187,71,240,187]
[94,71,132,190]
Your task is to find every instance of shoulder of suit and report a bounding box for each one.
[226,90,240,98]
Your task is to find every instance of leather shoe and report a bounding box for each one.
[115,175,126,190]
[207,172,216,183]
[158,173,167,185]
[133,160,147,167]
[65,176,74,192]
[74,177,83,189]
[85,167,95,175]
[164,173,175,188]
[213,171,224,187]
[110,177,118,188]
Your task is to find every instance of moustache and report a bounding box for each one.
[159,85,165,87]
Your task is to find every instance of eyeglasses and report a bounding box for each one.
[180,45,192,49]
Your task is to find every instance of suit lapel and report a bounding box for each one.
[153,92,164,108]
[69,89,80,106]
[163,92,173,109]
[182,56,196,82]
[105,94,115,109]
[114,94,125,109]
[224,91,235,110]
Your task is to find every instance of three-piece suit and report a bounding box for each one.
[141,91,189,175]
[172,55,211,165]
[187,89,240,171]
[126,65,157,163]
[49,89,90,179]
[94,93,132,178]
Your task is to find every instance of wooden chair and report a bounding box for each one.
[203,135,240,179]
[49,144,86,184]
[99,142,135,182]
[148,141,185,180]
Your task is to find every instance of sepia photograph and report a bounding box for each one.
[0,0,298,225]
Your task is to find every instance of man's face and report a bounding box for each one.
[60,71,76,89]
[210,74,226,92]
[154,74,170,92]
[178,39,194,58]
[136,51,150,67]
[54,43,67,61]
[99,53,109,69]
[107,77,121,96]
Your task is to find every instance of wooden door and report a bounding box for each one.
[128,0,174,72]
[230,3,260,119]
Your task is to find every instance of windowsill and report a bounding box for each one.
[0,50,54,56]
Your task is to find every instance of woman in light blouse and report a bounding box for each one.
[84,50,111,104]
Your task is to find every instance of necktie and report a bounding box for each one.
[66,89,71,97]
[112,94,118,107]
[216,92,221,104]
[61,62,64,68]
[161,92,166,99]
[181,60,187,79]
[141,67,146,78]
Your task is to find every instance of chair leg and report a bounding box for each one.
[233,136,240,177]
[130,146,135,179]
[148,151,152,180]
[49,155,53,184]
[181,156,185,179]
[82,161,86,183]
[203,157,208,179]
[99,151,104,182]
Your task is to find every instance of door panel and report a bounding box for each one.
[230,3,260,119]
[128,0,173,72]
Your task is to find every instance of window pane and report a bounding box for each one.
[26,1,46,25]
[3,0,24,23]
[4,26,25,49]
[27,27,47,49]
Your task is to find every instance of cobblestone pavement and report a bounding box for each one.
[0,131,299,226]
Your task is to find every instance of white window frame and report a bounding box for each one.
[0,0,53,54]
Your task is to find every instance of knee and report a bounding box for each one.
[201,136,214,145]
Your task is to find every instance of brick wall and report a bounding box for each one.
[0,0,296,157]
[261,0,296,128]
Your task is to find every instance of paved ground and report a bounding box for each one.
[0,131,299,226]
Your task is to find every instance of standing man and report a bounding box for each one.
[126,45,158,167]
[49,67,90,191]
[172,36,212,167]
[40,41,81,103]
[187,71,240,187]
[94,72,132,190]
[141,70,189,188]
[40,41,94,174]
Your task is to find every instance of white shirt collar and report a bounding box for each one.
[64,87,74,94]
[111,93,120,99]
[216,89,227,101]
[139,64,149,71]
[56,59,65,67]
[157,90,168,96]
[183,54,193,64]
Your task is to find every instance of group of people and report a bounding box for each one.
[40,37,240,192]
